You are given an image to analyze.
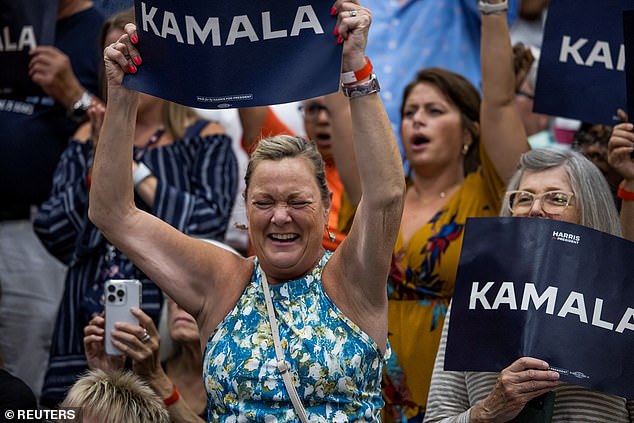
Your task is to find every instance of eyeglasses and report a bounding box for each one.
[516,90,535,101]
[506,190,575,215]
[299,103,330,121]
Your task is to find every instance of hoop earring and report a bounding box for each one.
[462,144,469,156]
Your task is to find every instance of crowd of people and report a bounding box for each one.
[1,0,633,422]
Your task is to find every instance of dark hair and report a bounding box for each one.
[400,68,481,174]
[572,123,612,150]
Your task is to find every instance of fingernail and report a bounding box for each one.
[330,7,337,15]
[334,26,339,36]
[127,65,137,74]
[133,56,142,66]
[131,34,138,44]
[337,35,343,44]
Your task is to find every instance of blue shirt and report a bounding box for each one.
[363,0,518,156]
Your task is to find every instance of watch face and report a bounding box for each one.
[72,92,92,117]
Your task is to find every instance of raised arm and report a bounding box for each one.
[88,25,245,319]
[608,119,634,241]
[324,91,361,206]
[480,1,531,182]
[328,1,405,309]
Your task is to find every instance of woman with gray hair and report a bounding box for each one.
[424,148,633,422]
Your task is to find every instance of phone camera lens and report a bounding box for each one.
[107,294,116,302]
[116,289,125,297]
[107,284,115,292]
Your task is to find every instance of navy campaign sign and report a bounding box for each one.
[534,0,634,125]
[445,217,634,399]
[0,0,57,96]
[126,0,342,108]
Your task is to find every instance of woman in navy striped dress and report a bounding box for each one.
[34,7,239,407]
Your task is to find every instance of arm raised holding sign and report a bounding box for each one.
[90,1,404,420]
[607,112,634,242]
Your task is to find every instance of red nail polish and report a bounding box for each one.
[334,26,339,36]
[128,65,137,74]
[133,57,142,66]
[337,35,343,44]
[330,7,337,15]
[131,34,138,44]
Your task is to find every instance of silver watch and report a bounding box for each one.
[479,0,508,15]
[69,91,92,123]
[342,74,381,98]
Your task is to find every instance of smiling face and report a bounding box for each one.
[166,298,198,343]
[246,157,329,282]
[514,166,579,224]
[400,82,472,172]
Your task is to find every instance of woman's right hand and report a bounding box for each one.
[103,23,141,87]
[471,357,559,422]
[83,314,126,372]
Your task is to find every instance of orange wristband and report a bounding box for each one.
[618,181,634,201]
[342,57,373,85]
[163,384,180,407]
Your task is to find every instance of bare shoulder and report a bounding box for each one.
[197,252,256,340]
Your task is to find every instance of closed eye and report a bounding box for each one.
[252,201,274,209]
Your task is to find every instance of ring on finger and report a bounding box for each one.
[349,10,358,17]
[140,329,151,343]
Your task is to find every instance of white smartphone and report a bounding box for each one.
[104,279,142,356]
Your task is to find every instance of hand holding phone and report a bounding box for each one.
[104,279,142,355]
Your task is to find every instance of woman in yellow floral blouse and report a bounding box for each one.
[382,3,532,420]
[331,1,531,420]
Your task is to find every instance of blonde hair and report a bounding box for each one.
[98,7,199,140]
[60,369,169,423]
[244,135,330,204]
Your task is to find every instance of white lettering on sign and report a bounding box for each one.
[559,36,625,71]
[141,3,324,47]
[0,26,37,52]
[469,281,634,333]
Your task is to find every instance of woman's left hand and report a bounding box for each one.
[332,0,371,72]
[110,307,163,379]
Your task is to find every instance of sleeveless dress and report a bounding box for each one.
[203,251,387,421]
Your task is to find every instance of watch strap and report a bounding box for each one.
[341,74,381,98]
[479,0,508,15]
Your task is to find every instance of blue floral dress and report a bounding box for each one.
[203,251,387,422]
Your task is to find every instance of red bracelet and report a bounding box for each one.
[342,56,373,85]
[163,384,180,407]
[86,174,91,189]
[618,181,634,201]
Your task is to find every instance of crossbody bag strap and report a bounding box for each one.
[260,270,310,423]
